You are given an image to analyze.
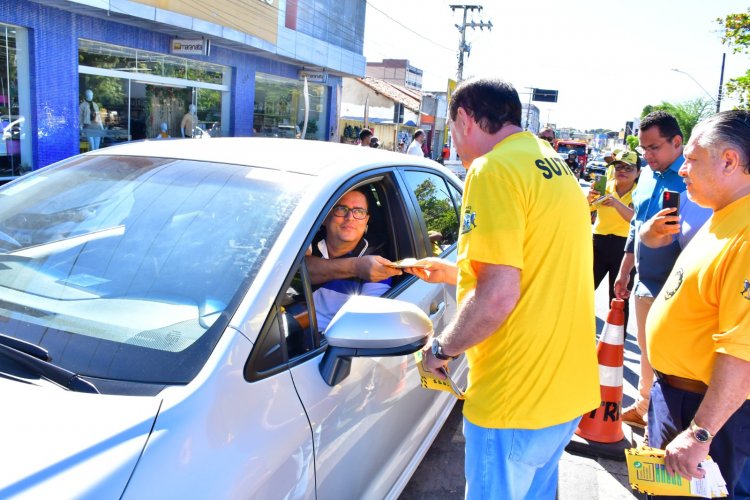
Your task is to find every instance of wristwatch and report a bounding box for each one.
[689,419,714,443]
[431,338,457,361]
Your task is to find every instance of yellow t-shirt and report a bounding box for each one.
[647,194,750,389]
[458,132,600,429]
[592,180,636,237]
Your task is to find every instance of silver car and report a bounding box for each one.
[0,138,467,499]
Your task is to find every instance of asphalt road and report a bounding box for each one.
[400,177,648,499]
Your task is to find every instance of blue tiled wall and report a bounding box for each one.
[3,0,341,169]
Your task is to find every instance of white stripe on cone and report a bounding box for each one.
[599,364,623,387]
[600,323,624,346]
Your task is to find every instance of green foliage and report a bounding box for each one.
[640,99,714,143]
[413,179,458,243]
[626,135,639,150]
[717,10,750,109]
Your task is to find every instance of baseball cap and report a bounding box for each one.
[610,150,639,167]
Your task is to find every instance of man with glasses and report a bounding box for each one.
[538,127,555,146]
[613,111,691,430]
[307,189,394,330]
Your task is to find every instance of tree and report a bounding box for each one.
[626,135,639,151]
[718,10,750,109]
[640,99,714,143]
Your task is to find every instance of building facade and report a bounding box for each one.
[365,59,422,91]
[1,0,367,179]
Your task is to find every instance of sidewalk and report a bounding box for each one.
[400,278,646,499]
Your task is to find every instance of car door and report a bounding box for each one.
[277,170,464,499]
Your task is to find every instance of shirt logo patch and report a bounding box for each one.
[742,279,750,300]
[461,206,477,234]
[663,268,683,300]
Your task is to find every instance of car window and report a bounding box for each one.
[248,177,413,376]
[0,155,308,386]
[401,171,460,255]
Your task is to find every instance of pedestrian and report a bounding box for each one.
[538,126,555,146]
[407,78,599,499]
[359,128,373,147]
[406,129,425,156]
[587,150,640,327]
[613,111,692,429]
[645,110,750,499]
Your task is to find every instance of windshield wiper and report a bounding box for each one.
[0,333,99,393]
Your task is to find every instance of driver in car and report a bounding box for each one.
[305,189,399,330]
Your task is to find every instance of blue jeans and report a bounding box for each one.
[647,379,750,500]
[463,416,581,500]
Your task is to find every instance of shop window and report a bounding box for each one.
[78,40,229,151]
[0,23,31,179]
[253,73,327,141]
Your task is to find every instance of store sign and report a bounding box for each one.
[298,70,328,84]
[171,39,211,56]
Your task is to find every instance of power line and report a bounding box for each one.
[449,4,492,82]
[364,0,455,53]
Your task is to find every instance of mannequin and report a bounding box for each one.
[181,104,196,138]
[155,122,170,139]
[79,89,103,150]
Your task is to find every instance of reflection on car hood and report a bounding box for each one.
[0,377,160,499]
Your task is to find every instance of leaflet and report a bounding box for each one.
[625,446,727,497]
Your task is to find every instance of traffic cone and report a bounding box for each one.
[576,298,625,443]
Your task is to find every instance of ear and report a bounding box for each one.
[672,135,683,148]
[456,107,472,134]
[722,148,742,175]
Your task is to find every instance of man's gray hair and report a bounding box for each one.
[693,110,750,174]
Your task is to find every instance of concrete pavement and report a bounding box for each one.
[400,235,648,499]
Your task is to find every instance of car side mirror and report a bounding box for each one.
[318,296,432,386]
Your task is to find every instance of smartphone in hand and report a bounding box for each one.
[592,174,607,195]
[662,190,680,225]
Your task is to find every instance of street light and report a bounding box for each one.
[671,68,717,103]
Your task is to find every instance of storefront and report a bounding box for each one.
[0,22,31,179]
[253,73,328,141]
[78,40,230,152]
[1,0,363,176]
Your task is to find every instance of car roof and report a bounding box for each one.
[86,137,444,179]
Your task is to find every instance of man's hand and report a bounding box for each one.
[405,257,458,286]
[354,255,402,282]
[420,338,449,379]
[640,208,680,248]
[664,429,710,479]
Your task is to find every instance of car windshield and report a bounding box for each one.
[0,155,306,386]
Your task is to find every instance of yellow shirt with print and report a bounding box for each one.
[647,194,750,389]
[592,179,636,237]
[458,132,600,429]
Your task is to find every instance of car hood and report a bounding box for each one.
[0,377,161,499]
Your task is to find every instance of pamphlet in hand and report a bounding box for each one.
[414,350,465,399]
[388,258,429,269]
[625,446,727,498]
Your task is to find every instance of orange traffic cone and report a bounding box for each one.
[576,299,625,443]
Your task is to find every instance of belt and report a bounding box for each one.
[656,371,708,395]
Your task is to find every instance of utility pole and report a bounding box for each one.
[450,4,492,82]
[717,52,726,113]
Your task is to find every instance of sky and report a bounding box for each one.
[363,0,750,131]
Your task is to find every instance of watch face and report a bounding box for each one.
[694,428,711,442]
[431,338,440,356]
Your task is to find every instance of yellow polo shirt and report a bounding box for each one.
[458,132,600,429]
[592,179,636,237]
[647,194,750,388]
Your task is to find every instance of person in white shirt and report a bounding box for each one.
[406,129,425,156]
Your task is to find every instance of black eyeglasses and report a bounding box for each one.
[540,136,554,143]
[332,205,368,220]
[614,164,636,172]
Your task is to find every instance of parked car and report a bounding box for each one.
[0,138,467,499]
